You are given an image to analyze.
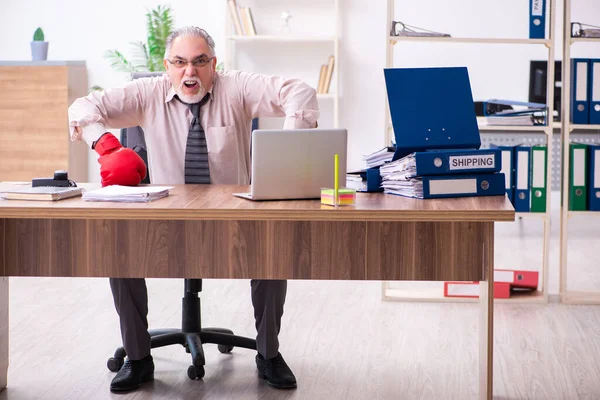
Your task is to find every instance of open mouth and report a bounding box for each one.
[183,80,199,90]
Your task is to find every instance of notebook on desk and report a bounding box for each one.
[0,186,83,201]
[233,128,348,200]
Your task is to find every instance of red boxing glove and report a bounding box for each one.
[93,133,147,187]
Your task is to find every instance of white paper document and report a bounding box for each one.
[82,185,174,203]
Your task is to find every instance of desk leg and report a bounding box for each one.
[0,277,8,391]
[479,222,493,400]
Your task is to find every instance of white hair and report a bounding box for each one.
[164,26,216,59]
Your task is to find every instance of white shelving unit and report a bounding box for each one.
[559,0,600,305]
[224,1,340,128]
[382,0,556,304]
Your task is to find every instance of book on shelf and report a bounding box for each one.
[317,65,327,94]
[82,185,173,203]
[227,0,244,36]
[317,56,335,94]
[240,7,257,36]
[0,186,83,201]
[227,1,256,36]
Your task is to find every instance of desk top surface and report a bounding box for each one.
[0,184,514,222]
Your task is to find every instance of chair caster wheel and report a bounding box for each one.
[188,365,205,380]
[107,357,124,372]
[218,344,234,354]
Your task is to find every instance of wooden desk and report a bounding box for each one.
[0,184,514,399]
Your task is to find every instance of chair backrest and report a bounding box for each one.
[119,72,165,184]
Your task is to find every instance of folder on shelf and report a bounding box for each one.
[571,58,590,124]
[382,172,505,199]
[383,67,481,161]
[494,269,539,290]
[443,281,511,299]
[490,144,515,204]
[514,146,531,212]
[588,144,600,211]
[381,148,501,177]
[530,145,547,213]
[482,99,547,126]
[346,168,383,193]
[569,142,588,211]
[590,59,600,125]
[529,0,546,39]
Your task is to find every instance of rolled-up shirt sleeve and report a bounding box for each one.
[237,71,319,129]
[68,81,147,145]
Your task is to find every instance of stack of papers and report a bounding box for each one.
[82,185,173,203]
[390,21,451,37]
[362,146,395,168]
[483,99,547,126]
[572,22,600,38]
[381,176,423,198]
[484,113,545,126]
[379,157,422,197]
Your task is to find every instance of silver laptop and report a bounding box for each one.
[233,128,348,200]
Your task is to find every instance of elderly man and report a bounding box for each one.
[69,26,319,393]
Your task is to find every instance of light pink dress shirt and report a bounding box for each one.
[68,71,319,185]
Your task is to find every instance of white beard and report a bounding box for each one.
[176,77,207,104]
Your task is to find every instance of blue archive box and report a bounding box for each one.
[421,173,506,199]
[384,67,481,161]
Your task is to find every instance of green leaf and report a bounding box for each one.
[103,50,139,73]
[129,41,150,71]
[33,27,44,42]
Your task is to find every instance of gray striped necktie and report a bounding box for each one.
[184,94,210,184]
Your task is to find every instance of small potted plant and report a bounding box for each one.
[31,27,49,61]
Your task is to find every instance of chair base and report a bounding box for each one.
[108,328,257,379]
[107,278,257,380]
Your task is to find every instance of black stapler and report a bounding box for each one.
[31,170,77,187]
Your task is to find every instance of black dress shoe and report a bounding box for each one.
[110,355,155,393]
[256,352,297,389]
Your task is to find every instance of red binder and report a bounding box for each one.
[443,281,511,299]
[493,269,538,289]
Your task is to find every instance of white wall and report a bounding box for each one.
[1,0,599,180]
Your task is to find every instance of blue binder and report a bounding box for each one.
[490,144,515,204]
[347,168,383,192]
[529,0,546,39]
[514,146,531,212]
[421,173,505,199]
[384,67,481,161]
[588,144,600,211]
[409,148,501,176]
[589,59,600,125]
[571,58,590,124]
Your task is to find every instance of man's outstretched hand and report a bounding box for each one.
[94,133,147,187]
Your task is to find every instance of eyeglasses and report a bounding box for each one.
[167,57,214,69]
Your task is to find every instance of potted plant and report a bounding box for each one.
[104,5,174,73]
[31,27,49,61]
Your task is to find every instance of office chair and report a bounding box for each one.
[106,72,257,380]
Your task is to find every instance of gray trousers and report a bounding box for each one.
[109,278,287,361]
